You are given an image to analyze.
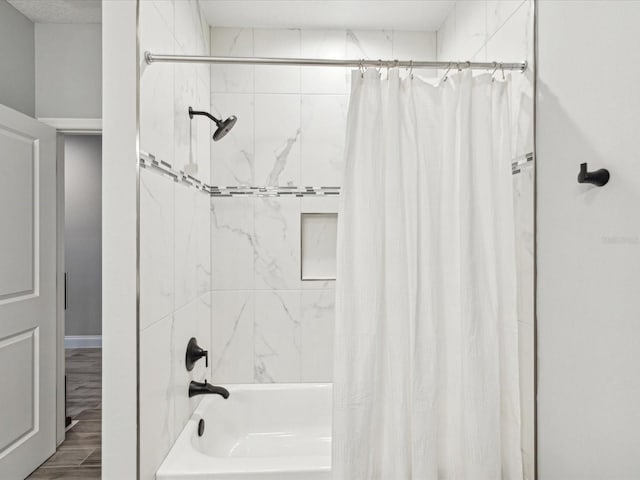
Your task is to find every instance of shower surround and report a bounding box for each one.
[208,27,437,384]
[138,1,212,479]
[135,3,534,478]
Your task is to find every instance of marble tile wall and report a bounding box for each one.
[138,1,212,479]
[437,2,535,479]
[209,28,437,385]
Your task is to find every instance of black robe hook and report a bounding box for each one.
[578,162,609,187]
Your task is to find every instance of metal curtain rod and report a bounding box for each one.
[145,52,527,72]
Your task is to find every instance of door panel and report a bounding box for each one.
[0,127,35,300]
[0,329,37,456]
[0,104,56,480]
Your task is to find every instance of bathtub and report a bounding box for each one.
[156,383,332,480]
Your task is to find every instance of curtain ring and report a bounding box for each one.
[441,62,452,83]
[376,59,383,78]
[490,61,499,82]
[408,60,414,79]
[500,63,506,80]
[359,59,365,78]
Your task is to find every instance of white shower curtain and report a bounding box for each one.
[332,69,522,480]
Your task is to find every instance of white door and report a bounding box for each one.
[0,105,57,479]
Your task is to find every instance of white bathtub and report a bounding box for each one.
[156,383,332,480]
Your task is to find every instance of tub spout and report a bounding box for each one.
[189,380,230,399]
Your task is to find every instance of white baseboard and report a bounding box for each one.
[64,335,102,349]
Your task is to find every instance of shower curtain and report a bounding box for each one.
[332,69,522,480]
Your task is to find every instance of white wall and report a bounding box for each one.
[436,2,535,479]
[64,135,102,336]
[537,2,640,478]
[209,27,436,384]
[101,1,138,478]
[138,1,212,478]
[0,0,35,117]
[35,23,102,119]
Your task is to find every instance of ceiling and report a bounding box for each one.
[200,0,454,31]
[8,0,101,24]
[7,0,453,30]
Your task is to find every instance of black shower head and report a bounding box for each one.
[212,115,237,141]
[188,107,237,142]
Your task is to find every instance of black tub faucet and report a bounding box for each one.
[189,380,230,399]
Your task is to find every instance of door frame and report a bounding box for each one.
[43,117,102,446]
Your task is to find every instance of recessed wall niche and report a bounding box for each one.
[301,212,338,281]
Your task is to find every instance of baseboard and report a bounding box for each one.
[64,335,102,349]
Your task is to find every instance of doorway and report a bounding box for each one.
[28,134,102,479]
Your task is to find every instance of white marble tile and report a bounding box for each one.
[487,0,526,38]
[346,29,393,60]
[139,1,175,165]
[301,289,335,382]
[300,94,347,187]
[254,291,301,383]
[254,29,301,93]
[392,31,437,62]
[211,291,255,383]
[254,94,301,187]
[301,30,348,94]
[392,30,438,79]
[513,166,534,327]
[486,0,533,158]
[211,197,255,290]
[211,27,254,93]
[436,5,457,62]
[174,62,199,173]
[148,0,173,32]
[210,93,255,186]
[194,292,213,381]
[455,1,488,60]
[518,320,535,480]
[173,0,206,56]
[139,168,174,331]
[254,197,301,290]
[300,196,340,214]
[174,182,211,308]
[139,312,174,480]
[196,191,212,296]
[193,77,211,184]
[139,293,210,480]
[301,213,337,281]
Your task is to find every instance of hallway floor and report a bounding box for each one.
[27,348,101,479]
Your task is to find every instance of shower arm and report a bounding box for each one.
[188,107,223,126]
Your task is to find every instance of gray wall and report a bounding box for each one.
[537,1,640,478]
[65,135,102,336]
[0,0,35,116]
[35,23,102,119]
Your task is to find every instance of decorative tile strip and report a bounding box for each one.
[139,152,342,197]
[141,150,531,192]
[512,152,534,175]
[209,186,341,197]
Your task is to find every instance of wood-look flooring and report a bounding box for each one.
[27,348,102,479]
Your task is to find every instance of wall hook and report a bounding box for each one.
[578,162,610,187]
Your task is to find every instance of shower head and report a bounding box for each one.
[212,115,237,141]
[188,107,237,142]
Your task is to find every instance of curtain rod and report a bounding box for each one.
[145,52,527,72]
